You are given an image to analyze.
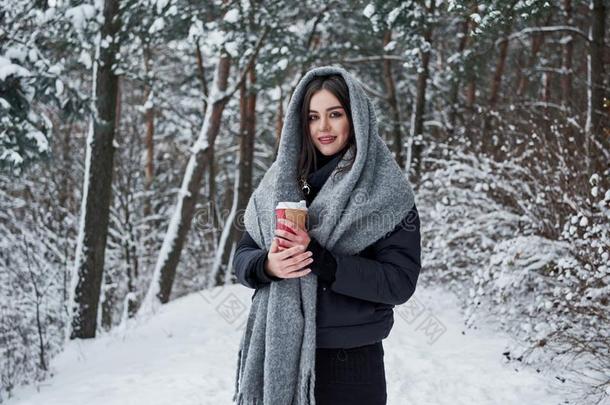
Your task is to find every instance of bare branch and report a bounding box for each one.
[339,55,409,64]
[501,25,591,46]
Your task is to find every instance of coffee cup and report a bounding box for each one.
[275,200,308,250]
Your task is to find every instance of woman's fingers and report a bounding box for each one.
[270,238,279,253]
[270,241,313,277]
[276,219,308,238]
[283,254,313,273]
[275,244,305,260]
[286,251,313,266]
[282,268,312,279]
[278,237,305,250]
[270,248,312,276]
[277,218,296,231]
[275,227,309,249]
[275,228,297,242]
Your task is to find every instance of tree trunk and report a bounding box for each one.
[124,194,139,318]
[410,2,434,182]
[60,123,74,306]
[195,40,209,112]
[70,0,121,339]
[100,273,116,331]
[586,0,608,175]
[195,42,219,253]
[102,75,123,330]
[138,27,269,313]
[235,66,257,274]
[147,53,231,305]
[206,42,220,236]
[382,29,404,169]
[483,17,513,157]
[536,13,556,104]
[465,80,476,108]
[541,71,551,103]
[560,0,574,105]
[143,45,155,217]
[215,66,257,286]
[464,2,479,110]
[448,15,470,135]
[207,148,219,229]
[516,24,544,98]
[489,37,510,108]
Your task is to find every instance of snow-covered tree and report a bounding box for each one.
[69,0,122,340]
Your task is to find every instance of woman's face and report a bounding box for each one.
[308,89,350,156]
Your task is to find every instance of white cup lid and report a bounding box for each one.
[276,200,308,210]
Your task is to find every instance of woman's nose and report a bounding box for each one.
[319,116,330,131]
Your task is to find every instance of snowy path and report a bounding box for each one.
[7,284,567,405]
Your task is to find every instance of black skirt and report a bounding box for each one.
[314,341,387,405]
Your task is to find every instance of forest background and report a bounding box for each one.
[0,0,608,403]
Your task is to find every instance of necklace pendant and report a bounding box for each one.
[303,183,311,195]
[300,177,311,196]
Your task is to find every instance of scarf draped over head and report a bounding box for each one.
[233,65,415,405]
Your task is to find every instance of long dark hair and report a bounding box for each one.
[297,74,357,183]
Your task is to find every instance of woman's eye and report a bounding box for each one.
[308,112,341,121]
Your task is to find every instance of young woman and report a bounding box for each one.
[232,66,421,405]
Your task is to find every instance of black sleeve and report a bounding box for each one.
[233,231,282,289]
[307,237,337,284]
[330,204,421,306]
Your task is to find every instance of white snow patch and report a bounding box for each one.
[0,57,31,81]
[223,8,239,23]
[5,285,568,405]
[26,131,49,153]
[149,17,165,34]
[363,3,376,19]
[65,4,96,31]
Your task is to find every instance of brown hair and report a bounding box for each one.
[297,74,357,183]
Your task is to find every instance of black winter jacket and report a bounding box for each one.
[233,151,421,349]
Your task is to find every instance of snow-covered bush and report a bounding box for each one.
[418,142,609,403]
[471,174,609,403]
[0,0,98,175]
[418,144,536,288]
[0,171,77,401]
[0,53,51,174]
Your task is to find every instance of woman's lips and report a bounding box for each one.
[318,136,336,144]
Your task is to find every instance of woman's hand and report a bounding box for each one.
[265,238,313,279]
[275,218,311,250]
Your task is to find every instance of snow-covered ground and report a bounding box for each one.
[6,284,569,405]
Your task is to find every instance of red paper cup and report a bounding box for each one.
[275,201,308,250]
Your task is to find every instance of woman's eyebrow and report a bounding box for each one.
[308,106,344,113]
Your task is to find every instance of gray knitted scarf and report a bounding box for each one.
[233,66,415,405]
